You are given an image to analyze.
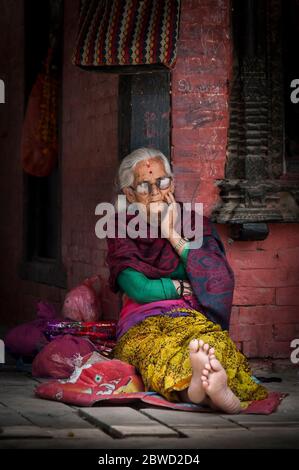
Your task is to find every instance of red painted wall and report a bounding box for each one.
[0,0,298,358]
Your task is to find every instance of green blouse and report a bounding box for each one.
[116,243,189,304]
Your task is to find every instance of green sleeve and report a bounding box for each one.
[117,267,180,304]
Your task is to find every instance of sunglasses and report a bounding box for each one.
[130,176,172,195]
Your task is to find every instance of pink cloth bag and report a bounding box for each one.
[62,275,102,322]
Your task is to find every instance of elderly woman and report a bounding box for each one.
[106,148,267,413]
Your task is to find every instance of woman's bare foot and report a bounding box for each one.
[201,352,241,414]
[185,339,211,404]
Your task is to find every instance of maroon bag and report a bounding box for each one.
[5,301,58,358]
[32,334,96,379]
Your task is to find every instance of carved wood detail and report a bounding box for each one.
[212,0,299,223]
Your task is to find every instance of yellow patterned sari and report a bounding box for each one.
[113,308,268,407]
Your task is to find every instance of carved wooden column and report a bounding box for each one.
[212,0,299,230]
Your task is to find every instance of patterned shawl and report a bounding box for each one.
[106,203,234,330]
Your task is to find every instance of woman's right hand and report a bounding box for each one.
[172,279,193,297]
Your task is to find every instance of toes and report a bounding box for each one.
[210,357,223,372]
[198,339,204,349]
[202,368,209,377]
[209,347,215,355]
[203,343,210,354]
[189,339,199,352]
[204,363,211,371]
[202,379,209,390]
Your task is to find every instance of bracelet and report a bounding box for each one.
[175,279,184,297]
[174,237,188,251]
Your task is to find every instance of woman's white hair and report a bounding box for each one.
[114,147,173,211]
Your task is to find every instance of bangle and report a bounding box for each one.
[175,279,184,297]
[174,237,188,251]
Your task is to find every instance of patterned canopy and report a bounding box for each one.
[72,0,181,68]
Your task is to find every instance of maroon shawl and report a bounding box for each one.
[106,204,234,330]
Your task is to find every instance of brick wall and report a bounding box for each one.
[0,1,24,325]
[61,0,120,319]
[0,1,65,325]
[172,0,231,214]
[224,224,299,357]
[0,0,298,358]
[0,0,120,326]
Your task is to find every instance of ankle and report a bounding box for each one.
[222,388,241,413]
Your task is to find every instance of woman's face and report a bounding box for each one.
[123,157,174,212]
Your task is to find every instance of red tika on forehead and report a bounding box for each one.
[145,160,152,173]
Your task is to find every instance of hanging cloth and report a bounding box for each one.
[21,47,59,177]
[21,0,63,177]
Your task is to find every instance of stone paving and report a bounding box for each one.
[0,361,298,449]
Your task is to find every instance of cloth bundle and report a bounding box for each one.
[45,319,117,356]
